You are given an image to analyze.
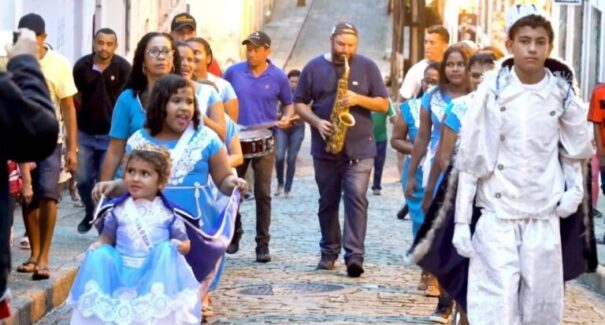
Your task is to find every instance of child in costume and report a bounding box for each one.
[453,5,592,324]
[68,146,201,324]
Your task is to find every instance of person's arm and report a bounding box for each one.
[209,147,247,195]
[0,32,58,162]
[593,122,605,168]
[390,114,412,154]
[277,104,295,128]
[405,107,432,198]
[18,163,33,205]
[439,126,458,171]
[421,152,442,213]
[207,100,227,141]
[100,138,127,180]
[341,91,388,112]
[227,135,244,168]
[224,98,239,123]
[295,102,333,140]
[60,96,78,172]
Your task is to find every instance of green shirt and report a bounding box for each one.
[372,99,397,142]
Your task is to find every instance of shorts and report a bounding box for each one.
[23,144,62,210]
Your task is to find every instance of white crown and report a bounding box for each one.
[504,3,546,33]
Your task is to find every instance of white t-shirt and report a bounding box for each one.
[39,46,78,143]
[399,59,429,100]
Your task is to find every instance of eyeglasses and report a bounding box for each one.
[445,62,466,68]
[146,47,174,58]
[422,78,438,86]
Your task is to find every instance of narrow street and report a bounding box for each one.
[8,0,605,324]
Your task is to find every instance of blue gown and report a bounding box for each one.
[400,98,425,237]
[68,195,201,325]
[125,127,236,286]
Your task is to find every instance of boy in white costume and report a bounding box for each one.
[453,5,592,324]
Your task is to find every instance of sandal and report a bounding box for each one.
[202,304,214,317]
[16,259,37,273]
[32,265,50,280]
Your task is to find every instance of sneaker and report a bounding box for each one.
[594,209,603,218]
[346,260,364,277]
[255,246,271,263]
[19,236,30,250]
[244,192,255,201]
[77,217,93,234]
[226,229,243,254]
[429,304,453,324]
[397,204,409,220]
[372,189,381,196]
[274,185,283,197]
[316,254,337,270]
[284,191,292,199]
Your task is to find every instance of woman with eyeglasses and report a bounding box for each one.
[100,32,182,181]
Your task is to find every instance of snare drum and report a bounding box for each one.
[239,128,274,158]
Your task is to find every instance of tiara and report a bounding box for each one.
[130,142,170,157]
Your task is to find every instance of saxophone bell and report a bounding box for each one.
[338,112,356,127]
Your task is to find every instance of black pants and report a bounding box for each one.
[235,152,275,248]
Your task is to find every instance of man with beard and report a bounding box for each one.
[72,28,131,233]
[293,22,388,277]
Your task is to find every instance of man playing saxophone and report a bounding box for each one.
[292,22,388,277]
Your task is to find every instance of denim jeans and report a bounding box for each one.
[235,151,275,248]
[76,131,110,221]
[313,157,373,264]
[372,140,387,190]
[275,123,305,192]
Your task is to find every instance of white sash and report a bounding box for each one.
[170,123,195,178]
[124,198,153,252]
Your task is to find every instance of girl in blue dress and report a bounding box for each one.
[92,74,247,319]
[69,146,201,324]
[403,44,473,322]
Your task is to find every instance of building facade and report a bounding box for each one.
[1,0,276,70]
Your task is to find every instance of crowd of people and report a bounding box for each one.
[1,3,604,324]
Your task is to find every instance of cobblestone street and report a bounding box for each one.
[34,126,605,324]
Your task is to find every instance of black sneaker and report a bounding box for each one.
[429,304,453,324]
[316,255,337,270]
[346,260,364,277]
[255,246,271,263]
[593,209,603,218]
[226,229,243,254]
[397,204,409,220]
[77,217,93,234]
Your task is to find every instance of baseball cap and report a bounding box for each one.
[171,13,196,31]
[505,4,546,33]
[331,22,358,37]
[242,31,271,48]
[18,13,45,36]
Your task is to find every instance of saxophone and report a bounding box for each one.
[325,55,356,154]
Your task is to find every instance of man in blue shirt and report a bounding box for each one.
[293,22,388,277]
[223,31,293,263]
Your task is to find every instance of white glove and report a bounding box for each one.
[452,224,474,258]
[555,191,580,219]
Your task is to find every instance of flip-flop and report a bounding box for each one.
[32,265,50,280]
[16,259,37,273]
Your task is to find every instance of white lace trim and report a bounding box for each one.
[72,280,199,325]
